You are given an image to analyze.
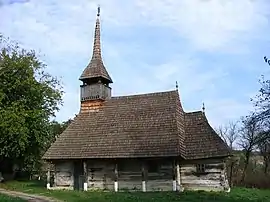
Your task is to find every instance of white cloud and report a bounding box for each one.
[1,0,268,53]
[101,0,269,52]
[141,0,269,51]
[0,0,268,127]
[205,98,253,127]
[152,56,228,98]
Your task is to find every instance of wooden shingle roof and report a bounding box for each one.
[43,90,230,160]
[184,111,230,159]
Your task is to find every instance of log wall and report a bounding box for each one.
[180,159,230,191]
[54,161,74,189]
[117,159,141,190]
[51,158,229,192]
[87,160,114,190]
[147,160,173,191]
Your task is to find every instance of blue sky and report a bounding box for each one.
[0,0,270,128]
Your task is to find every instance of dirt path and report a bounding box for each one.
[0,188,61,202]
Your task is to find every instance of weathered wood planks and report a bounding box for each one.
[51,158,229,192]
[54,161,74,188]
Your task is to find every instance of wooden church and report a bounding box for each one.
[43,7,231,192]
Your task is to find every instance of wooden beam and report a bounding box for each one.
[176,160,181,192]
[142,162,146,192]
[46,164,50,190]
[83,161,88,191]
[114,162,118,192]
[172,160,177,191]
[222,161,231,192]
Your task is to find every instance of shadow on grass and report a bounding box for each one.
[15,179,44,185]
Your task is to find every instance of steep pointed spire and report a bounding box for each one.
[79,6,113,83]
[92,6,101,60]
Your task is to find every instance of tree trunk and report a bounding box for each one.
[241,153,250,183]
[229,161,234,187]
[264,159,269,175]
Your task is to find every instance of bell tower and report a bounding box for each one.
[79,6,113,112]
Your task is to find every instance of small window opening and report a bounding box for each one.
[196,164,206,173]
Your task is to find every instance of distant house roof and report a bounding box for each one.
[43,90,230,160]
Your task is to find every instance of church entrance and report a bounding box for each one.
[73,160,84,190]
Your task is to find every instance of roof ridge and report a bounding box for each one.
[173,90,187,158]
[111,90,178,99]
[185,111,203,115]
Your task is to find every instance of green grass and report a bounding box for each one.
[0,180,270,202]
[0,194,26,202]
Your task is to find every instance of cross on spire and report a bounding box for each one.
[97,5,100,17]
[202,102,205,113]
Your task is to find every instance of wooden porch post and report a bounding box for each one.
[142,163,146,192]
[46,164,50,190]
[172,160,177,191]
[83,161,88,191]
[176,160,181,192]
[114,162,118,192]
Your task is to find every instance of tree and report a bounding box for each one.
[257,130,270,175]
[216,121,239,150]
[251,57,270,126]
[252,74,270,124]
[238,116,262,182]
[0,35,63,174]
[247,57,270,176]
[216,121,239,186]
